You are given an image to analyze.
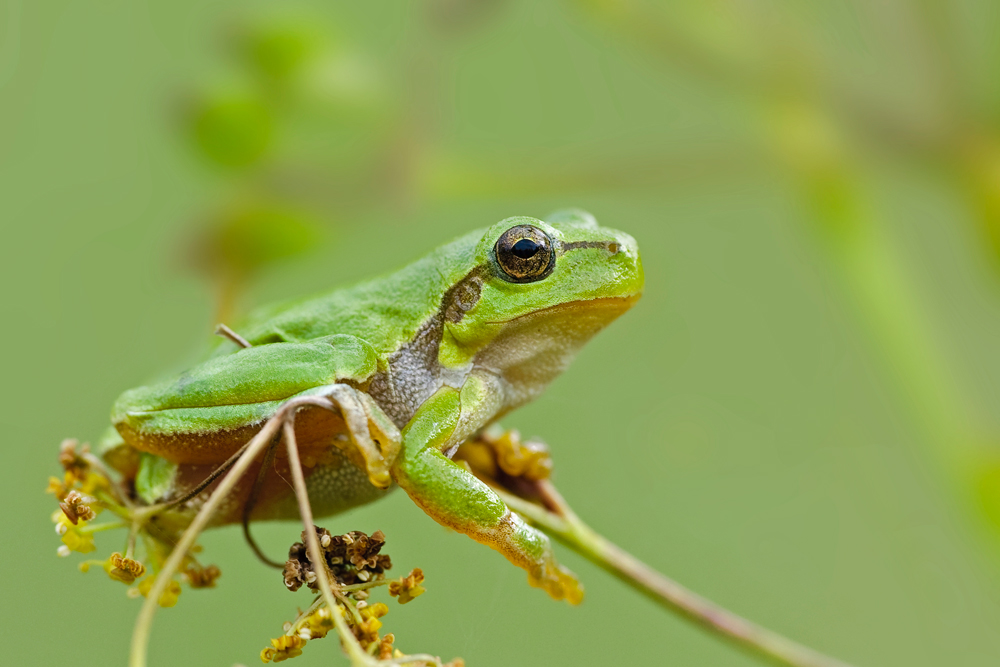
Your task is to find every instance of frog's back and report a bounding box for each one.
[220,229,482,359]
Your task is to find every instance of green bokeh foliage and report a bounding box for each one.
[3,1,1000,666]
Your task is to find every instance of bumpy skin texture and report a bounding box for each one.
[110,210,643,601]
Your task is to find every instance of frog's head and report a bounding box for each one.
[439,210,643,398]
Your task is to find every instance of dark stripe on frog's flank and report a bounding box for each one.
[443,267,486,323]
[366,266,486,428]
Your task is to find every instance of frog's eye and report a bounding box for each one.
[494,225,555,283]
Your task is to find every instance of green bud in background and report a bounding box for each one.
[188,90,274,169]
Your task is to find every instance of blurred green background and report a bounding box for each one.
[4,0,1000,665]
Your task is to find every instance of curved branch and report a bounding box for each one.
[497,482,856,667]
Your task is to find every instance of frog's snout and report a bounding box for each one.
[607,230,644,298]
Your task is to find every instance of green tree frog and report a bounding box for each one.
[110,210,643,603]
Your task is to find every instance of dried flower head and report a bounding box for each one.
[260,634,307,663]
[346,529,387,569]
[109,552,147,584]
[388,568,426,605]
[282,528,392,593]
[266,526,462,665]
[282,542,310,592]
[58,439,90,479]
[59,490,97,525]
[184,564,222,589]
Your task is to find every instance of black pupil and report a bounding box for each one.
[511,238,540,259]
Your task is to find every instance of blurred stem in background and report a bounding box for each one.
[179,13,402,322]
[566,0,1000,560]
[497,482,855,667]
[771,97,1000,546]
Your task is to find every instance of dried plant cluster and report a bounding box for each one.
[49,421,854,667]
[47,439,460,666]
[263,528,443,664]
[47,439,222,608]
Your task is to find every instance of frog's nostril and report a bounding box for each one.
[607,242,620,255]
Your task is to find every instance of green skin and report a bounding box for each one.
[110,210,643,603]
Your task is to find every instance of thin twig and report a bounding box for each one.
[125,520,139,559]
[496,483,856,667]
[147,439,253,511]
[339,579,391,593]
[243,434,284,568]
[382,654,443,666]
[78,521,128,534]
[285,596,325,637]
[215,323,252,348]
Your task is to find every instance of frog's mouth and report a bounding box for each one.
[484,293,641,326]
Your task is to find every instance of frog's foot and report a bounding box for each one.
[358,392,402,486]
[487,510,584,605]
[478,426,553,481]
[527,549,584,604]
[306,385,400,490]
[394,442,585,605]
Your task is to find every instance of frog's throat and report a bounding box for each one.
[466,294,641,412]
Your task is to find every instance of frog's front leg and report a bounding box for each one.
[390,376,583,604]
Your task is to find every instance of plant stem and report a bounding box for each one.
[128,412,284,667]
[286,597,324,637]
[496,484,855,667]
[283,417,376,667]
[78,521,127,534]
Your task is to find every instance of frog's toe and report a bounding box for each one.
[359,445,394,489]
[366,465,392,490]
[528,557,584,605]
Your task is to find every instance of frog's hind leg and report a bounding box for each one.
[130,390,393,667]
[391,386,584,606]
[240,384,401,568]
[321,384,400,490]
